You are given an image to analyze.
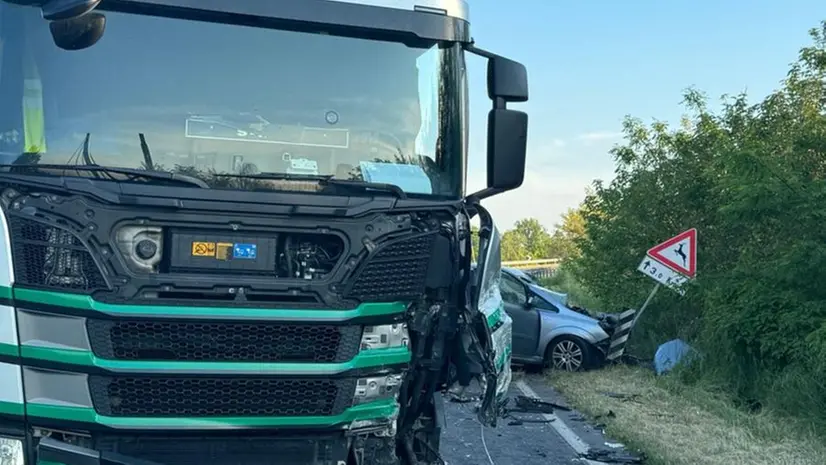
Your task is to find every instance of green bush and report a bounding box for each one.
[567,22,826,432]
[536,266,604,311]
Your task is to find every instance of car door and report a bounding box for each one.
[500,272,540,360]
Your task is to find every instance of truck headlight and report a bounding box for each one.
[0,437,25,465]
[353,373,403,405]
[360,324,409,350]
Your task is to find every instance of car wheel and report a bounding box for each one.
[545,336,590,372]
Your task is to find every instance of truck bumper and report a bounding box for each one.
[36,435,355,465]
[8,433,387,465]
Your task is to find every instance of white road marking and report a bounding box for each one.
[514,380,609,465]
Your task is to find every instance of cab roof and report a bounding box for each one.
[90,0,471,42]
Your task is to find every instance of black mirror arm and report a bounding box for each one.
[464,44,509,111]
[464,42,529,201]
[465,187,504,204]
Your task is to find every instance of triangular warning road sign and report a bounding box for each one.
[647,228,697,278]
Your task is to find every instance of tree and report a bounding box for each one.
[548,207,587,261]
[567,21,826,424]
[499,230,528,261]
[509,218,553,259]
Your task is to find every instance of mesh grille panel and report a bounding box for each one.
[87,319,362,363]
[346,233,435,301]
[94,435,343,465]
[7,216,107,291]
[89,376,356,417]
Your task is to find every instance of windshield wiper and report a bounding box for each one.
[139,133,155,170]
[215,172,407,199]
[0,164,209,188]
[213,172,332,182]
[322,177,407,199]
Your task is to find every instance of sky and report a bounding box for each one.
[463,0,826,231]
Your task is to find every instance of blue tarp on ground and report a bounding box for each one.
[654,339,694,375]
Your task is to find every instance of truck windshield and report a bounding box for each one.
[0,4,467,197]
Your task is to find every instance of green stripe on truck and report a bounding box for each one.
[27,398,398,428]
[19,345,411,373]
[7,286,406,320]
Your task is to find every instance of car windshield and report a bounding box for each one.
[507,268,536,284]
[0,4,466,197]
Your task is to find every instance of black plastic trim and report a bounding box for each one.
[15,353,409,378]
[100,0,471,43]
[27,414,372,432]
[38,438,104,465]
[0,174,464,216]
[1,183,453,309]
[0,418,27,434]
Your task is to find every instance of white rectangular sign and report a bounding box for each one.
[637,256,688,295]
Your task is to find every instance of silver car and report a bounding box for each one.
[500,267,618,371]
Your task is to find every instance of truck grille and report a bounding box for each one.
[7,216,107,291]
[89,376,356,417]
[86,319,362,363]
[94,435,346,465]
[346,233,435,301]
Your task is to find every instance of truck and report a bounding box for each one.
[0,1,528,464]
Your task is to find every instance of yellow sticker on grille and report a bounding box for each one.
[215,242,233,261]
[191,242,215,257]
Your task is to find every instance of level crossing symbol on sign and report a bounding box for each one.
[647,228,697,278]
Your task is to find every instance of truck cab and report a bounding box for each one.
[0,1,528,464]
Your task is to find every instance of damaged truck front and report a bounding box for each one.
[0,1,528,464]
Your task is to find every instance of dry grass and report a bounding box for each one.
[548,365,826,465]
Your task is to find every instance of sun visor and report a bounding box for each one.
[359,161,432,194]
[414,45,439,160]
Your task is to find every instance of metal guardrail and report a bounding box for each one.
[502,258,561,269]
[502,259,561,279]
[526,267,556,280]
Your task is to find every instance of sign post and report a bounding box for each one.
[632,283,660,327]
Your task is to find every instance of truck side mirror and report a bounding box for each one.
[487,107,527,192]
[487,56,528,103]
[465,46,529,201]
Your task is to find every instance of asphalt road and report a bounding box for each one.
[439,373,642,465]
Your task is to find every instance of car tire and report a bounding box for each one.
[544,336,591,372]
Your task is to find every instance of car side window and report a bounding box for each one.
[501,274,528,305]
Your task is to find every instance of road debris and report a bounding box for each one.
[599,391,641,402]
[582,448,645,464]
[514,395,561,414]
[506,418,555,426]
[592,409,616,428]
[494,396,563,426]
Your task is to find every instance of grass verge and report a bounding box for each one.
[548,365,826,465]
